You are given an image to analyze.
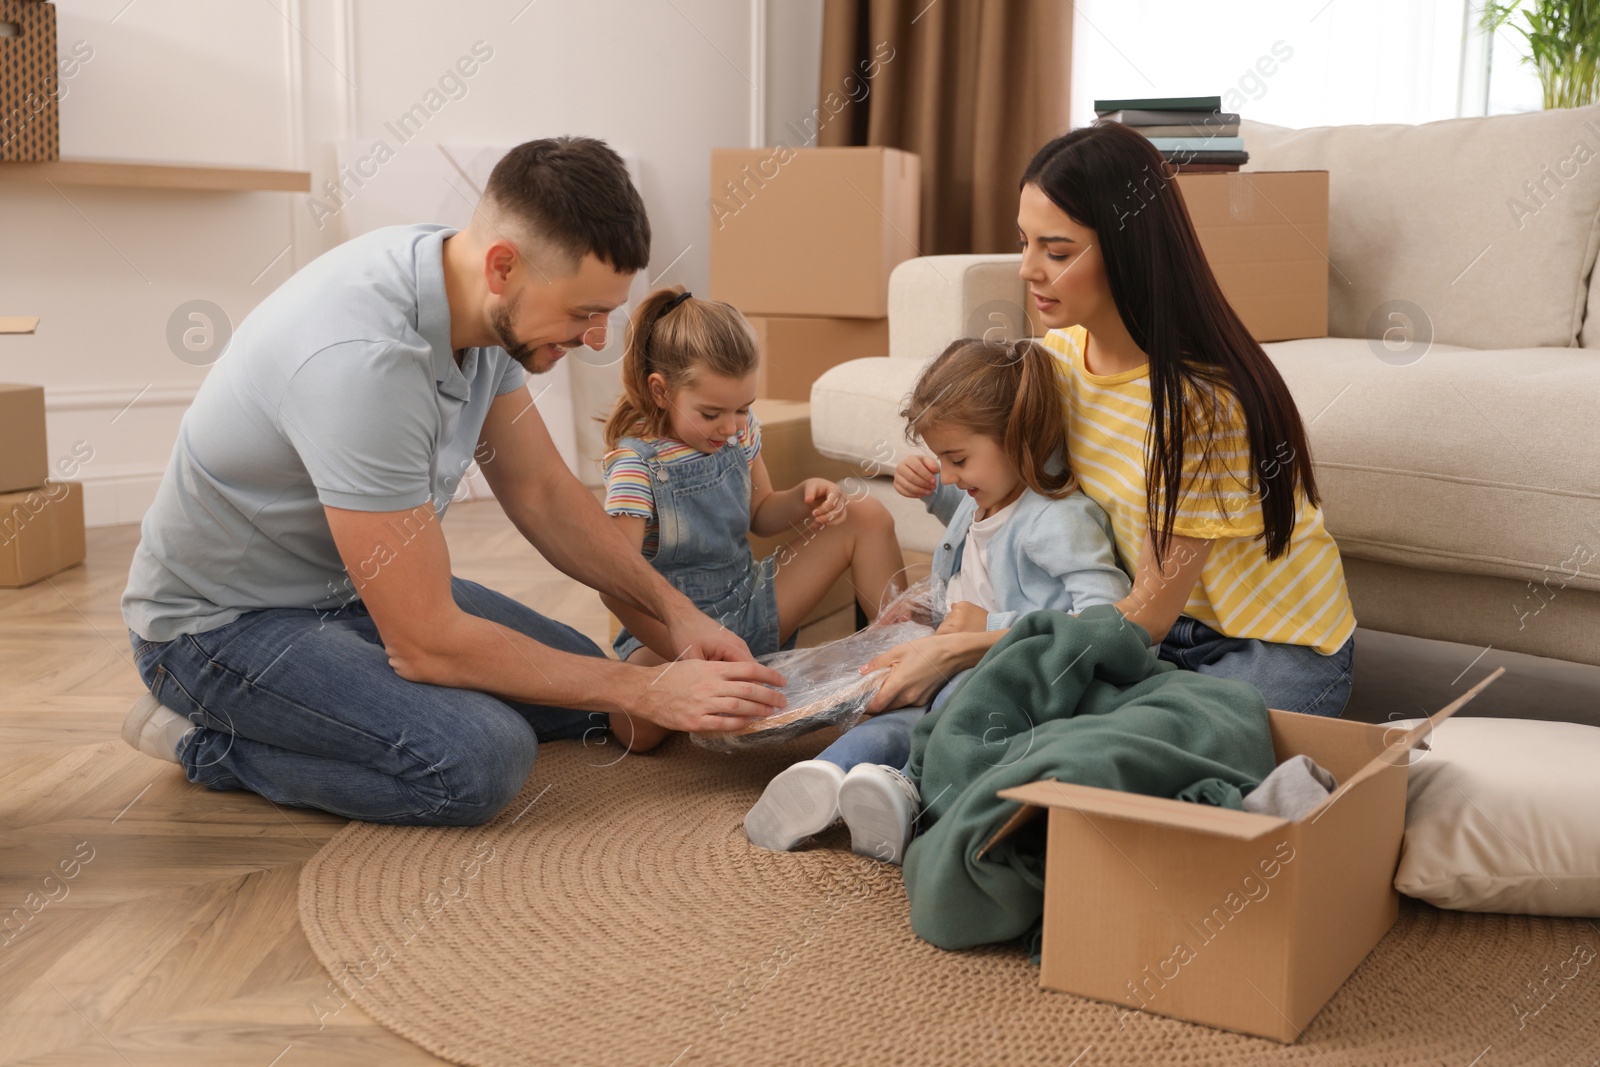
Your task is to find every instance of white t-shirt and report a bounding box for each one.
[944,498,1021,611]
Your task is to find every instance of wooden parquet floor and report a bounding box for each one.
[0,502,861,1066]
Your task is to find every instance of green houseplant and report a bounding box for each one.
[1483,0,1600,108]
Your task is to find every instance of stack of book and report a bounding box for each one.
[1093,95,1247,172]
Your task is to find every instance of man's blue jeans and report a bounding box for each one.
[129,578,611,825]
[1157,615,1356,717]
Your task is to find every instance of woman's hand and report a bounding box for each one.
[893,454,941,499]
[862,634,960,712]
[800,478,846,527]
[936,600,988,635]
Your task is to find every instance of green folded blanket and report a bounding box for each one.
[903,606,1277,950]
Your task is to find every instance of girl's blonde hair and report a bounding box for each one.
[900,337,1076,499]
[603,286,760,447]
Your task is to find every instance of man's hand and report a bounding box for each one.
[893,454,940,499]
[936,600,988,635]
[800,478,846,527]
[637,658,788,732]
[663,605,763,666]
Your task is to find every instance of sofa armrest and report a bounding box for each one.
[887,254,1027,361]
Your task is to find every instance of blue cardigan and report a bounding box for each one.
[924,481,1132,631]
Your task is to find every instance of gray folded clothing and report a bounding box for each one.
[1242,754,1338,821]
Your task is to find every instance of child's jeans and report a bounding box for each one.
[814,668,974,772]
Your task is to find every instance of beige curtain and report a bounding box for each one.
[817,0,1073,255]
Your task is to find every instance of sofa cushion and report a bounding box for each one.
[885,255,1028,363]
[1242,107,1600,351]
[1266,338,1600,595]
[811,355,931,472]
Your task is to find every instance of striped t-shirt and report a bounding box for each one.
[1044,326,1356,656]
[602,415,763,558]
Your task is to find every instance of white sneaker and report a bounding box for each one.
[744,759,847,851]
[121,692,196,764]
[837,764,920,866]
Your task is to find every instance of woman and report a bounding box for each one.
[867,121,1355,716]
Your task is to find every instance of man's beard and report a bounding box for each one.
[491,300,543,371]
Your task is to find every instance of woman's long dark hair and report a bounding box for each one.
[1021,122,1319,561]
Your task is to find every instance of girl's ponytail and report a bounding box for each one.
[602,286,759,448]
[604,287,683,449]
[1005,340,1074,498]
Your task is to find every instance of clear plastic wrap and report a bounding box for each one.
[692,577,947,752]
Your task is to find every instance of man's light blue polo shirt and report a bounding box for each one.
[123,224,527,643]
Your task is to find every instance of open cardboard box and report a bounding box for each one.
[983,668,1504,1043]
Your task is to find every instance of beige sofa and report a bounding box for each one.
[810,104,1600,669]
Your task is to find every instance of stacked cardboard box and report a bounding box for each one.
[709,146,919,400]
[1175,170,1330,343]
[0,383,85,586]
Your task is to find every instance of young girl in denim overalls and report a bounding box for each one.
[599,287,907,753]
[743,338,1133,864]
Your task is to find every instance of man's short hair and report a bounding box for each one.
[484,137,651,274]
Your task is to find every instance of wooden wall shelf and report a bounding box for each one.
[0,159,311,193]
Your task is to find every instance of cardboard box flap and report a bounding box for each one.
[985,778,1289,857]
[1304,666,1504,821]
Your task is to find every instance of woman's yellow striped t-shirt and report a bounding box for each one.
[1044,326,1355,656]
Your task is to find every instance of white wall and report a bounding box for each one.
[1,0,775,526]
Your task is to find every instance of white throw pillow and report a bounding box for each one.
[1393,717,1600,916]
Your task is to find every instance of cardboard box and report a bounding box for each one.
[748,398,861,619]
[985,669,1502,1042]
[0,383,48,493]
[710,146,920,319]
[0,480,85,587]
[1177,170,1329,342]
[0,0,61,162]
[749,316,889,402]
[749,398,861,500]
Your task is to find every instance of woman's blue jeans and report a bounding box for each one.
[129,578,610,825]
[1157,615,1355,717]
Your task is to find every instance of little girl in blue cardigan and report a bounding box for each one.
[744,337,1132,863]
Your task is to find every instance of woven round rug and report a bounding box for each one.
[299,732,1600,1066]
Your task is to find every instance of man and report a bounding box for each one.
[121,137,784,826]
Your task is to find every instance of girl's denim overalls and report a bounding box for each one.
[611,434,788,662]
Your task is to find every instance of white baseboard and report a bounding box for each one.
[42,383,198,528]
[38,382,584,525]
